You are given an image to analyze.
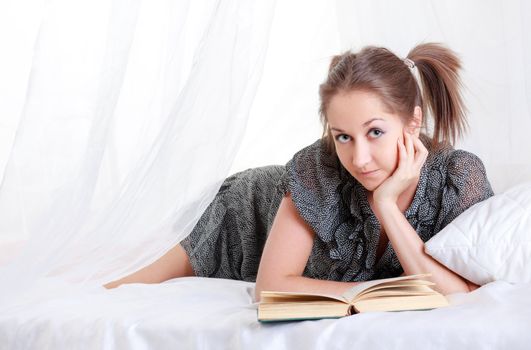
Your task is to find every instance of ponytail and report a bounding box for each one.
[407,43,467,146]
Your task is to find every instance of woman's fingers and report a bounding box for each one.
[404,132,417,166]
[400,131,428,176]
[397,136,408,169]
[405,130,415,159]
[400,131,416,176]
[412,134,428,171]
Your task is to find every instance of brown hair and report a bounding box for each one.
[319,43,467,152]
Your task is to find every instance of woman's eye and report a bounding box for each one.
[368,128,384,138]
[335,134,351,143]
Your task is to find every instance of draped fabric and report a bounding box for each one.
[0,0,275,309]
[0,0,530,325]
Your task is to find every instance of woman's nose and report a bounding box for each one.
[352,142,371,169]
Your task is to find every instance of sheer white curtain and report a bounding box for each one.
[0,0,275,309]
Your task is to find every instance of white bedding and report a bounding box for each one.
[1,277,530,349]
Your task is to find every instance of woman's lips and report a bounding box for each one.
[360,169,379,176]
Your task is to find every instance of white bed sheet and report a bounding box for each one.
[1,276,530,349]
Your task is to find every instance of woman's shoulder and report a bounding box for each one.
[423,142,493,214]
[427,143,489,186]
[420,138,493,203]
[445,149,486,172]
[421,135,486,174]
[288,138,338,170]
[414,139,494,234]
[281,138,349,237]
[284,138,342,192]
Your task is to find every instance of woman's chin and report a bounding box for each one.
[362,183,378,192]
[355,181,375,192]
[356,177,385,192]
[350,170,387,192]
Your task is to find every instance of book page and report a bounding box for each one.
[353,285,435,301]
[341,273,432,303]
[355,280,435,299]
[261,291,348,304]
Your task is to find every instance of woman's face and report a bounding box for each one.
[326,90,408,191]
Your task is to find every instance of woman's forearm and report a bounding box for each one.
[104,244,195,289]
[373,201,475,295]
[255,275,361,301]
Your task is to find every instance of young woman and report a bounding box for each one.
[105,43,493,299]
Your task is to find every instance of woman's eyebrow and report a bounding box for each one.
[330,118,384,132]
[330,127,346,132]
[363,117,384,126]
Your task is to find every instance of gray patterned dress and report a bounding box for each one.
[180,136,494,282]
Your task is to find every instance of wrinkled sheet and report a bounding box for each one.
[1,276,530,349]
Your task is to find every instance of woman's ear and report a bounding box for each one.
[408,106,422,137]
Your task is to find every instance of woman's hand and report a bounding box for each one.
[372,130,428,206]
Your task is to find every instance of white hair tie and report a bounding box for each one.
[403,58,416,69]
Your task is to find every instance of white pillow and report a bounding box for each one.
[425,181,531,285]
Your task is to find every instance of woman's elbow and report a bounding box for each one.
[255,274,289,301]
[254,279,264,301]
[440,278,480,295]
[254,277,275,301]
[465,279,480,292]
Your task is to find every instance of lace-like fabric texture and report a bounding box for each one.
[181,137,494,282]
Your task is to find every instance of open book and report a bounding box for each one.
[258,273,449,322]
